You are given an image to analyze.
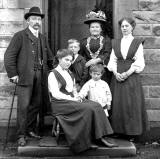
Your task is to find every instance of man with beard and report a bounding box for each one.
[4,6,53,146]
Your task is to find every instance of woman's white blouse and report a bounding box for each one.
[107,34,145,74]
[48,65,75,100]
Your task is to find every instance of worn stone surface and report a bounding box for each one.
[0,60,5,72]
[0,73,11,86]
[133,11,160,24]
[0,96,17,109]
[141,74,160,85]
[0,85,15,97]
[0,22,23,35]
[0,0,2,8]
[152,24,160,36]
[145,98,160,109]
[3,0,40,8]
[144,49,160,62]
[143,62,160,73]
[139,0,160,10]
[149,86,160,98]
[17,0,41,8]
[0,48,6,61]
[147,110,160,121]
[134,24,152,36]
[0,36,11,48]
[144,37,160,49]
[150,121,160,127]
[143,86,149,98]
[0,9,24,21]
[0,107,16,120]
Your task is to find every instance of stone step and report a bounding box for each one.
[18,137,136,158]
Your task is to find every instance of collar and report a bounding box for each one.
[122,34,133,39]
[72,54,78,63]
[90,78,101,83]
[29,26,39,38]
[57,64,68,72]
[90,35,101,39]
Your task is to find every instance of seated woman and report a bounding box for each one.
[48,49,117,153]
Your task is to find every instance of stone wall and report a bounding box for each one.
[0,0,42,135]
[134,0,160,127]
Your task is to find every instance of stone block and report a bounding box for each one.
[0,107,16,120]
[133,24,152,36]
[0,73,12,86]
[0,60,5,72]
[0,0,2,8]
[144,49,160,62]
[133,11,160,24]
[150,121,160,127]
[149,86,160,98]
[152,24,160,36]
[0,85,15,97]
[144,37,160,49]
[145,98,160,109]
[143,62,160,73]
[147,109,160,121]
[118,0,139,10]
[0,9,24,21]
[0,36,12,48]
[0,48,6,61]
[0,22,23,35]
[139,0,160,11]
[143,86,149,98]
[0,120,16,127]
[3,0,18,8]
[153,25,160,38]
[18,0,41,8]
[0,96,17,109]
[141,74,160,85]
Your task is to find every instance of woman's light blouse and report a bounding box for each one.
[107,34,145,74]
[48,65,75,100]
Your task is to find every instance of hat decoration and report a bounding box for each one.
[24,6,45,20]
[84,10,106,24]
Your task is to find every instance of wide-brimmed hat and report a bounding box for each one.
[84,10,106,24]
[24,6,45,20]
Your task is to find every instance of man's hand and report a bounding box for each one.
[10,75,19,84]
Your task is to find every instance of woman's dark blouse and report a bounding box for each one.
[79,35,112,66]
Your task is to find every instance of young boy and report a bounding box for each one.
[68,39,88,92]
[78,64,112,117]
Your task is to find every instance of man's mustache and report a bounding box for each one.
[34,24,40,27]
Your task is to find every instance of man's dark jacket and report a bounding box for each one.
[4,28,54,117]
[4,27,53,86]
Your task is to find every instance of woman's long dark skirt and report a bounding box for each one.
[51,99,113,153]
[110,74,149,136]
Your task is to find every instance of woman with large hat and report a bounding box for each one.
[79,10,112,84]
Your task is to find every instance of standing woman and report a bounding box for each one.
[107,17,149,139]
[79,10,112,84]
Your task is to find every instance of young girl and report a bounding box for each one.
[78,64,112,117]
[68,39,88,92]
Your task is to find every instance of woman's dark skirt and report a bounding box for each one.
[51,99,113,153]
[110,74,149,136]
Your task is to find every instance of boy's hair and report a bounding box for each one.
[68,39,80,46]
[89,64,105,75]
[56,49,74,60]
